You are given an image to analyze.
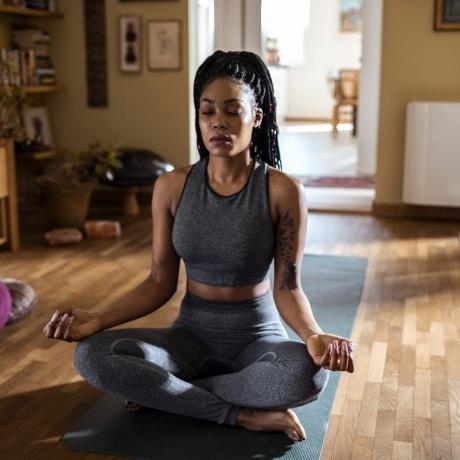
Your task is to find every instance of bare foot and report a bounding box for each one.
[236,407,306,442]
[124,400,145,413]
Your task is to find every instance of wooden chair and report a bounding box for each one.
[0,138,20,251]
[328,69,360,136]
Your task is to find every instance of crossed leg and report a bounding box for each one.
[189,334,330,410]
[73,327,329,429]
[73,327,239,425]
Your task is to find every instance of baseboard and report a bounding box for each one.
[372,202,460,222]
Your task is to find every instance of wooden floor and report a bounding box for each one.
[1,210,459,459]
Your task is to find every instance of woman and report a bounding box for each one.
[43,50,356,443]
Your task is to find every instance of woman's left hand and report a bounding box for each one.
[305,333,356,373]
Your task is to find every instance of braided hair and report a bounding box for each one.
[193,50,282,170]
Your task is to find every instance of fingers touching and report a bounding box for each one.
[43,309,75,342]
[319,340,354,373]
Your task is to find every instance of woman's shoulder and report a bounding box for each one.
[162,161,199,217]
[266,163,302,194]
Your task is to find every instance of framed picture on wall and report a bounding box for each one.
[22,107,53,149]
[147,20,181,71]
[340,0,362,32]
[120,15,142,72]
[434,0,460,31]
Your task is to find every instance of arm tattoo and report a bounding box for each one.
[277,210,298,290]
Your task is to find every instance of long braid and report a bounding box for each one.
[193,50,282,170]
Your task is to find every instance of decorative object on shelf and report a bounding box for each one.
[3,0,26,7]
[0,86,27,140]
[340,0,362,32]
[38,142,122,227]
[84,0,108,107]
[101,146,174,215]
[44,227,83,245]
[119,15,141,73]
[265,37,280,65]
[24,0,49,10]
[84,220,121,239]
[261,0,308,67]
[147,20,181,70]
[434,0,460,31]
[22,106,53,150]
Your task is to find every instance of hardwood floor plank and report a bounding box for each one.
[394,385,414,443]
[372,409,395,460]
[367,342,388,383]
[413,416,431,460]
[331,399,361,459]
[351,435,374,460]
[392,440,413,460]
[431,399,453,460]
[431,356,449,402]
[448,379,460,434]
[356,382,381,438]
[414,368,431,418]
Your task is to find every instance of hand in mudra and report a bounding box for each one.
[43,308,102,342]
[305,333,355,373]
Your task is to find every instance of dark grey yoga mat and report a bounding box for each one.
[62,253,367,460]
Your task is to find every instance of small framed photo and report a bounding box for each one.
[434,0,460,31]
[120,15,142,72]
[22,107,53,149]
[340,0,362,32]
[147,20,181,71]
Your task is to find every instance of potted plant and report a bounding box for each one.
[38,143,122,228]
[0,62,28,141]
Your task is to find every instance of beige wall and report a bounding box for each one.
[375,0,460,204]
[41,0,189,168]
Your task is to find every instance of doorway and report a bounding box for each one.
[189,0,382,213]
[261,0,379,212]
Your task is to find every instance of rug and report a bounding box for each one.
[62,253,367,460]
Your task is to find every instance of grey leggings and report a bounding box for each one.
[73,289,330,426]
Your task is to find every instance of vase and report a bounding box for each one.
[42,180,97,228]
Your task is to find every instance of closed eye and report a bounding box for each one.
[200,111,241,116]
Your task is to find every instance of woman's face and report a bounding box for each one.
[198,77,263,158]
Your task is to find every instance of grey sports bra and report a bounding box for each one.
[171,156,276,287]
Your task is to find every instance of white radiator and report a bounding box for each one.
[403,102,460,207]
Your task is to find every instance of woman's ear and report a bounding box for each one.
[254,107,264,127]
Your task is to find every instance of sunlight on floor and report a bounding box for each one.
[279,122,354,134]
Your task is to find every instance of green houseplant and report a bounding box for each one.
[0,62,28,141]
[38,143,122,228]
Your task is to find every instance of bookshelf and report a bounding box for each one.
[23,84,63,94]
[0,4,63,250]
[16,148,55,160]
[0,4,63,153]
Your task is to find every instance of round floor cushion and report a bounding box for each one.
[0,281,12,329]
[0,277,38,325]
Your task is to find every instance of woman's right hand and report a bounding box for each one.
[43,308,103,342]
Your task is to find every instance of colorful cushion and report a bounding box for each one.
[0,281,12,329]
[0,277,38,325]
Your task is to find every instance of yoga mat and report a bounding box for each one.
[63,253,367,460]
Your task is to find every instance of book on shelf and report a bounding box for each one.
[2,0,58,12]
[0,25,57,86]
